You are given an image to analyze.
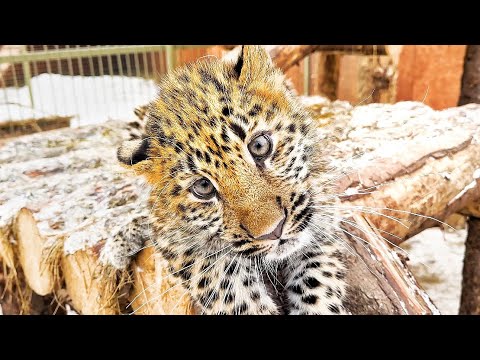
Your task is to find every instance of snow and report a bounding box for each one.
[402,227,467,315]
[0,74,158,126]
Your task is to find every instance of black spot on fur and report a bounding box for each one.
[304,277,320,289]
[300,124,309,136]
[250,291,260,301]
[294,206,311,224]
[237,114,249,125]
[210,134,220,148]
[186,155,197,172]
[293,270,306,280]
[204,152,212,164]
[220,279,230,290]
[222,106,233,116]
[184,247,195,257]
[225,261,237,275]
[287,124,296,133]
[224,292,234,304]
[200,289,218,308]
[295,212,313,232]
[325,287,334,298]
[171,185,182,196]
[195,149,203,161]
[199,68,226,93]
[201,260,212,272]
[240,247,261,256]
[248,104,262,117]
[173,140,184,153]
[234,302,248,314]
[303,252,318,260]
[328,304,341,314]
[221,131,230,143]
[289,284,304,295]
[233,240,250,247]
[306,261,321,269]
[276,196,282,208]
[198,277,211,289]
[179,74,189,83]
[230,123,246,141]
[161,248,176,260]
[179,268,191,281]
[302,294,318,305]
[294,194,306,208]
[322,271,333,278]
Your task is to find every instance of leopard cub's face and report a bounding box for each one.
[118,46,326,263]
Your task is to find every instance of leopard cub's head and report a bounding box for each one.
[118,46,327,262]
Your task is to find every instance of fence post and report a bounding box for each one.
[21,45,34,108]
[303,55,310,96]
[166,45,176,72]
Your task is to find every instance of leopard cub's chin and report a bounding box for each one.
[263,228,313,263]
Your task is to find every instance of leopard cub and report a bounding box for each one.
[111,45,348,314]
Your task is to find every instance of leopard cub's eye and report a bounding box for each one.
[191,178,216,200]
[248,134,273,160]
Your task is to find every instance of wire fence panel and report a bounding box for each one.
[0,45,208,127]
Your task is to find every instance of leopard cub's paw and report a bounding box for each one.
[99,216,151,270]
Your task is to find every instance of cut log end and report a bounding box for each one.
[14,208,54,296]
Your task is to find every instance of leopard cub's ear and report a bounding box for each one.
[117,138,152,171]
[232,45,274,82]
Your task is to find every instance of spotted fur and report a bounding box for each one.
[111,46,348,315]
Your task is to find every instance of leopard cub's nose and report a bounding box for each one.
[255,216,286,240]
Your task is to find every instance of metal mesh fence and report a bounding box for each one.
[0,45,206,127]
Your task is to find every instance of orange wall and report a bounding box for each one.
[396,45,466,109]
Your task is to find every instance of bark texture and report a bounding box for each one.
[459,217,480,314]
[459,45,480,105]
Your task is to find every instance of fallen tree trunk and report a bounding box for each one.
[1,98,479,315]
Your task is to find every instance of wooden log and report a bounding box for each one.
[14,208,54,296]
[0,116,72,139]
[459,217,480,314]
[128,246,196,315]
[61,250,118,315]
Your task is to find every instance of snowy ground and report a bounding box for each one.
[402,227,467,315]
[0,74,158,126]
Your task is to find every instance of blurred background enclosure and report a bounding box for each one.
[0,45,466,137]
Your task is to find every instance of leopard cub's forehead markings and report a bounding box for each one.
[146,61,310,172]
